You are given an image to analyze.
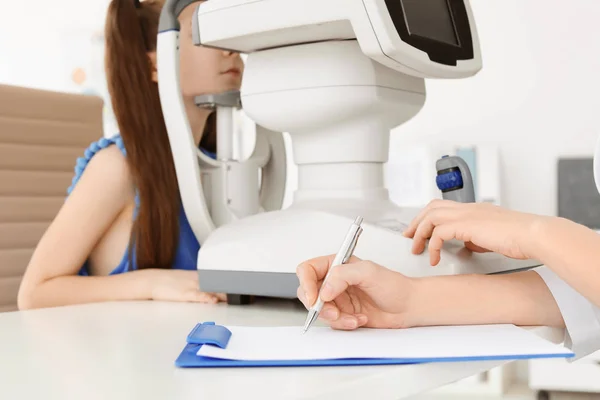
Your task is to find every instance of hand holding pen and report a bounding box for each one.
[302,217,364,333]
[296,217,418,331]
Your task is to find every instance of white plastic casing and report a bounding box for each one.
[157,31,215,244]
[195,0,482,79]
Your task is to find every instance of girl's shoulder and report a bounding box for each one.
[67,134,131,196]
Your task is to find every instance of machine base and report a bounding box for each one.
[197,207,544,300]
[202,270,299,300]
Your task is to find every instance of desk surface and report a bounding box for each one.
[0,298,564,400]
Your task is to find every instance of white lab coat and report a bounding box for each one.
[534,266,600,361]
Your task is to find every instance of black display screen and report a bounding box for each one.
[400,0,459,46]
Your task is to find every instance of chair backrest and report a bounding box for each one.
[0,84,104,312]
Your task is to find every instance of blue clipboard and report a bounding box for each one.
[175,322,575,368]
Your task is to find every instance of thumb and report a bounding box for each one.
[320,261,377,302]
[465,241,491,253]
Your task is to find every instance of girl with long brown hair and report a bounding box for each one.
[18,0,244,309]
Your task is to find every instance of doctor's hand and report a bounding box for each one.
[403,199,547,266]
[296,255,416,330]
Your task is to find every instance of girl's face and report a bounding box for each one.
[151,1,245,98]
[178,2,244,98]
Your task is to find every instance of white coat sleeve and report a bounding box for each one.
[533,266,600,361]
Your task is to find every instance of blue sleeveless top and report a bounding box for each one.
[68,134,210,276]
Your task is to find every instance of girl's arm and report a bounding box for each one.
[18,147,157,309]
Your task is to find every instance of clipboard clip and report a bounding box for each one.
[187,322,232,349]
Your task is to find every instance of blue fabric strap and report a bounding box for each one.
[67,135,127,195]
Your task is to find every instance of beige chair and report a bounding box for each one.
[0,84,104,312]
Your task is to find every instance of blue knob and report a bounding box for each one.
[436,170,463,191]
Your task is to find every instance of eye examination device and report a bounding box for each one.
[157,0,541,303]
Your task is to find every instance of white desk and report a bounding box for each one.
[0,298,564,400]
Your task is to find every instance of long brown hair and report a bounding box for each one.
[104,0,215,269]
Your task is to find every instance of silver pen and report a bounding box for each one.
[302,216,364,334]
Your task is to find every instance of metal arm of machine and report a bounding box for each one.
[157,0,288,246]
[158,0,196,31]
[157,0,217,244]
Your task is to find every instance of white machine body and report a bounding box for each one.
[159,0,541,299]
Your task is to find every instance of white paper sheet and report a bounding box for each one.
[197,324,573,361]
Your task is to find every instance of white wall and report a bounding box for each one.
[0,0,117,135]
[0,0,110,91]
[390,0,600,216]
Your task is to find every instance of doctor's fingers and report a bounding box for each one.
[404,199,462,238]
[427,224,462,266]
[410,208,465,255]
[296,254,362,305]
[319,261,379,302]
[328,312,369,331]
[316,300,368,330]
[426,224,492,266]
[297,286,313,309]
[297,254,363,281]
